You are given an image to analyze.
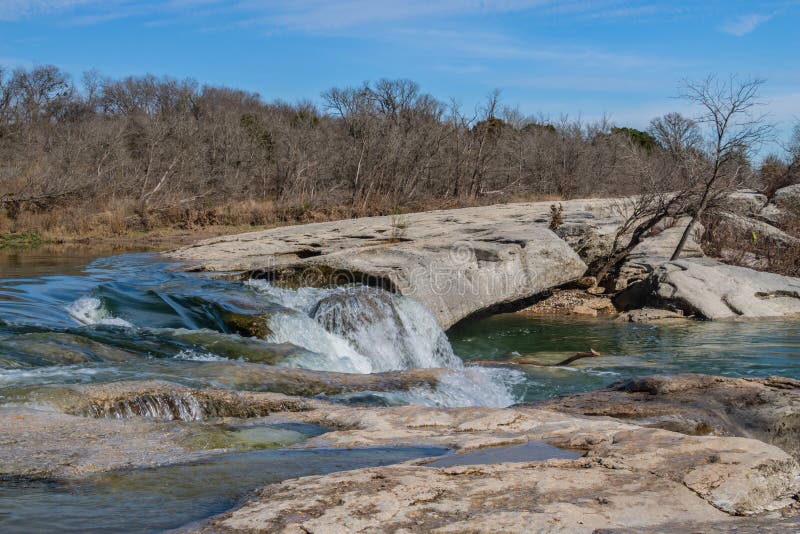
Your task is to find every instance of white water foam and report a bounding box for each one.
[395,367,527,408]
[247,281,522,407]
[0,365,104,387]
[173,349,229,362]
[66,296,133,328]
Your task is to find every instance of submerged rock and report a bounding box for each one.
[617,307,687,323]
[221,311,273,340]
[170,330,294,365]
[0,332,140,367]
[616,258,800,319]
[533,373,800,460]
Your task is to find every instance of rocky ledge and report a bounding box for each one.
[169,194,800,325]
[168,199,617,328]
[3,375,800,531]
[616,258,800,319]
[534,373,800,460]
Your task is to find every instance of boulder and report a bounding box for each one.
[723,190,768,216]
[719,212,800,249]
[613,218,704,291]
[773,183,800,209]
[616,258,800,319]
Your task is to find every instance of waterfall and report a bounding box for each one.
[248,282,524,407]
[82,393,206,421]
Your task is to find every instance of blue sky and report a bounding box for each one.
[1,1,798,148]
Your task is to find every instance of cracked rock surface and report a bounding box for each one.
[617,258,800,319]
[168,200,623,328]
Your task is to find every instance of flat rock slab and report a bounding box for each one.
[204,460,737,534]
[534,374,800,461]
[3,379,800,529]
[168,200,625,328]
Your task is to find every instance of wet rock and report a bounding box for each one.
[0,332,140,367]
[533,374,800,460]
[617,307,687,323]
[170,330,294,365]
[185,361,446,397]
[221,312,273,340]
[571,305,598,316]
[16,380,314,421]
[310,286,400,334]
[3,381,799,526]
[203,401,800,531]
[616,258,800,319]
[0,406,208,479]
[10,366,448,413]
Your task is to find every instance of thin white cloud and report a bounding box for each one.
[0,0,98,21]
[0,0,678,27]
[721,13,773,36]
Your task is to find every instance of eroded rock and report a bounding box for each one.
[168,200,634,328]
[3,378,799,527]
[773,183,800,209]
[534,374,800,460]
[518,288,617,316]
[616,258,800,319]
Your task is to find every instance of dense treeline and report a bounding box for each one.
[0,65,797,236]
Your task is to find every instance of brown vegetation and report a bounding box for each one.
[701,202,800,277]
[0,65,798,244]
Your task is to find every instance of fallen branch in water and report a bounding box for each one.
[470,349,600,367]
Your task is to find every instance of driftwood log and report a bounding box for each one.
[470,349,600,367]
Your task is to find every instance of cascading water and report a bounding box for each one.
[248,281,524,407]
[0,253,523,408]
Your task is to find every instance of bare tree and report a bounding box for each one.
[592,140,690,285]
[670,76,771,260]
[648,112,702,158]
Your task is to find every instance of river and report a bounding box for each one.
[1,249,798,532]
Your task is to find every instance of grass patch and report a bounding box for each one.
[0,232,48,249]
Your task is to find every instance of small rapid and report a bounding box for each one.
[0,253,523,407]
[248,281,522,406]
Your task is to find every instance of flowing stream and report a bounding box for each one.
[1,249,799,532]
[1,251,799,404]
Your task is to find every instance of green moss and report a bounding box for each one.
[0,232,48,249]
[222,311,273,339]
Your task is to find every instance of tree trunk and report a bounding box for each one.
[670,191,709,261]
